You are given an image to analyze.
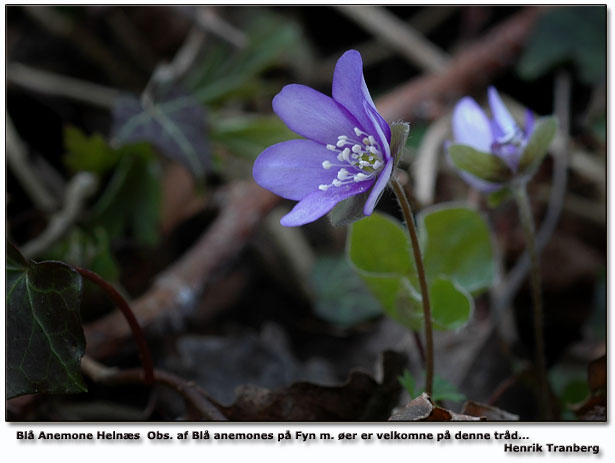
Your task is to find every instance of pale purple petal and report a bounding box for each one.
[488,86,517,138]
[364,101,391,160]
[273,84,360,144]
[253,140,342,201]
[332,50,391,143]
[363,157,394,215]
[280,182,373,227]
[524,108,535,137]
[452,97,492,152]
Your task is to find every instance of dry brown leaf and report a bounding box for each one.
[389,393,483,421]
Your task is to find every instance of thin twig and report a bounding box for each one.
[317,7,456,83]
[6,115,58,213]
[173,5,247,48]
[81,356,226,420]
[7,62,120,109]
[335,5,449,73]
[22,173,99,258]
[77,267,154,384]
[22,5,142,87]
[84,181,279,359]
[376,7,545,122]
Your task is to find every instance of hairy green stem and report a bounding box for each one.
[513,185,550,419]
[391,176,434,396]
[75,267,154,385]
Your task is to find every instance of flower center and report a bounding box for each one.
[318,127,384,191]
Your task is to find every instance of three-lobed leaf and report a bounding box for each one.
[348,206,494,332]
[112,91,210,180]
[6,242,87,399]
[419,205,495,294]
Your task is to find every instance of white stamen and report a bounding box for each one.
[354,173,369,182]
[337,152,345,161]
[322,160,332,169]
[368,135,376,144]
[338,135,348,140]
[336,139,349,148]
[318,184,329,191]
[373,160,383,170]
[337,168,350,180]
[363,137,370,145]
[332,179,342,187]
[352,144,362,153]
[326,144,337,151]
[354,127,367,137]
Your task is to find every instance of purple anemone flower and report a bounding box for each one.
[253,50,393,227]
[450,86,535,192]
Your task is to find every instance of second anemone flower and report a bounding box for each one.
[253,50,403,227]
[448,86,557,193]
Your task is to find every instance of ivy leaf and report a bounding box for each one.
[6,241,86,399]
[418,205,495,294]
[447,144,511,184]
[111,91,210,179]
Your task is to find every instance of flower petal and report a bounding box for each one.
[280,181,373,227]
[524,108,535,137]
[452,97,492,153]
[273,84,359,144]
[363,157,393,215]
[364,101,391,160]
[253,139,342,201]
[488,86,518,139]
[332,50,391,143]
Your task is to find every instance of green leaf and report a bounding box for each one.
[518,116,558,175]
[6,241,87,399]
[310,256,381,327]
[419,204,494,294]
[390,121,410,168]
[347,213,416,278]
[44,227,119,282]
[448,144,511,184]
[112,91,210,179]
[429,277,473,331]
[398,369,416,397]
[431,375,467,403]
[210,114,295,160]
[189,13,301,104]
[328,190,372,227]
[398,369,467,403]
[63,126,120,174]
[89,144,162,246]
[517,7,605,84]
